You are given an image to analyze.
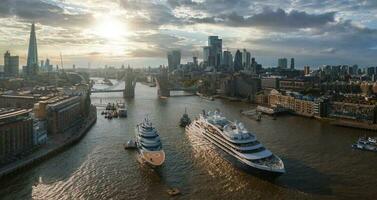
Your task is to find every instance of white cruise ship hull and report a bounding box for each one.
[209,141,285,178]
[186,119,285,178]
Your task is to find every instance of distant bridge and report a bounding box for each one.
[90,68,198,98]
[91,89,124,93]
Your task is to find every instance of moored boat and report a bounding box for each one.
[352,136,377,152]
[117,103,127,118]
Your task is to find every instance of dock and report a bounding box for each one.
[256,105,288,115]
[241,109,262,121]
[331,119,377,131]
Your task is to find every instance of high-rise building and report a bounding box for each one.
[278,58,288,69]
[167,50,181,72]
[290,58,295,70]
[367,67,376,76]
[222,50,233,69]
[242,49,251,69]
[25,23,39,76]
[40,60,44,71]
[304,66,310,75]
[4,51,19,77]
[45,58,53,72]
[250,57,262,74]
[203,46,210,64]
[207,36,222,68]
[234,50,243,72]
[193,57,198,67]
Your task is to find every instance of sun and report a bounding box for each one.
[94,15,127,40]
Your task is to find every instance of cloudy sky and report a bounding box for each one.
[0,0,376,69]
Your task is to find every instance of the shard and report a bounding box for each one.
[26,22,38,75]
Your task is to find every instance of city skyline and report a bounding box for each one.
[0,0,377,68]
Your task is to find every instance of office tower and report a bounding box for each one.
[234,50,243,72]
[367,67,375,76]
[45,58,53,72]
[351,65,358,75]
[304,66,310,75]
[203,46,210,64]
[26,23,39,76]
[40,60,45,71]
[167,50,181,72]
[250,57,260,74]
[207,36,222,68]
[242,49,251,69]
[222,50,233,69]
[278,58,288,69]
[290,58,295,70]
[193,57,198,67]
[4,51,19,77]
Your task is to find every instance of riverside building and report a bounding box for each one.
[0,109,34,164]
[34,96,82,135]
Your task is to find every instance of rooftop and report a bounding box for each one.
[0,108,31,123]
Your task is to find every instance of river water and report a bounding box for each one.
[0,80,376,200]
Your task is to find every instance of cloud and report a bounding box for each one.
[183,8,336,30]
[0,0,377,67]
[127,32,197,58]
[119,0,180,30]
[0,0,94,27]
[320,48,337,54]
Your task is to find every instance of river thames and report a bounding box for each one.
[0,80,376,200]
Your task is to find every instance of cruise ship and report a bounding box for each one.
[135,118,165,167]
[186,110,285,177]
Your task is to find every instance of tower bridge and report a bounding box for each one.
[90,67,197,98]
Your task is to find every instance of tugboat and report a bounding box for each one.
[135,118,165,167]
[179,108,191,127]
[352,136,377,152]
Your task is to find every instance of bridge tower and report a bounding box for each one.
[156,66,170,97]
[124,66,136,98]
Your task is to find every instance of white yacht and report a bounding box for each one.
[135,118,165,167]
[186,110,285,177]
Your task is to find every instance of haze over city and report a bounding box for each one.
[0,0,377,68]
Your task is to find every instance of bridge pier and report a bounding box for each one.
[156,67,170,97]
[124,66,136,98]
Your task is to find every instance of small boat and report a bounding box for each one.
[124,140,137,149]
[352,136,377,152]
[256,112,262,121]
[167,188,181,196]
[106,103,112,110]
[118,108,127,117]
[179,108,191,127]
[117,103,128,118]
